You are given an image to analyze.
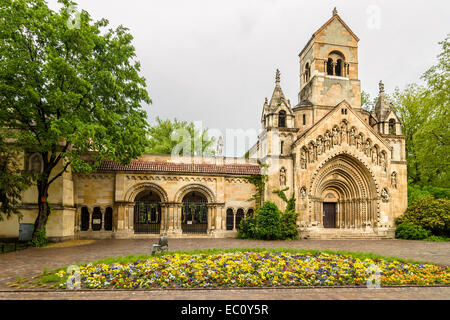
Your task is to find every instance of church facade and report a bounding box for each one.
[0,10,407,241]
[248,9,407,239]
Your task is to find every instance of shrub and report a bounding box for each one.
[280,210,299,240]
[255,201,281,240]
[28,226,47,247]
[396,196,450,237]
[395,222,430,240]
[237,215,257,239]
[423,235,450,242]
[408,184,450,205]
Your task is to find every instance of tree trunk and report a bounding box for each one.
[31,179,51,243]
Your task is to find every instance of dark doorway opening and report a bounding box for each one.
[323,202,336,228]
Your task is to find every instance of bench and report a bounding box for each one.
[150,235,168,255]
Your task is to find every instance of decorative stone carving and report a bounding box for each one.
[380,153,387,172]
[300,149,307,169]
[371,147,377,163]
[279,167,287,186]
[300,187,307,199]
[364,140,371,157]
[381,188,390,202]
[308,143,314,163]
[349,127,356,145]
[324,131,331,150]
[29,153,43,174]
[341,122,348,144]
[332,127,340,146]
[391,172,397,189]
[356,134,363,151]
[317,137,324,155]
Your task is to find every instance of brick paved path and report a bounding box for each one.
[0,287,449,300]
[0,238,449,297]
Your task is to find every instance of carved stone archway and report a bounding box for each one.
[309,153,379,228]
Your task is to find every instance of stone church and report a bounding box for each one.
[248,9,407,239]
[0,10,407,241]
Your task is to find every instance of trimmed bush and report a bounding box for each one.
[395,222,430,240]
[255,201,281,240]
[396,196,450,237]
[237,215,257,239]
[280,210,299,240]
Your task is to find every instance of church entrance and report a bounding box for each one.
[323,203,336,228]
[310,154,378,229]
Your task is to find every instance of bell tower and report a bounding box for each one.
[296,8,361,111]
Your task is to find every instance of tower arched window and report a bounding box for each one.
[327,51,345,76]
[389,119,396,135]
[303,114,306,125]
[335,59,343,76]
[278,110,286,128]
[327,58,334,75]
[305,63,311,82]
[280,141,284,155]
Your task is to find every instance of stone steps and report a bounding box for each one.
[300,228,394,240]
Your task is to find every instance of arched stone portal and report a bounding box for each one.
[309,153,378,229]
[181,191,208,234]
[134,190,162,234]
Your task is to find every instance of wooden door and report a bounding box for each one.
[323,203,336,228]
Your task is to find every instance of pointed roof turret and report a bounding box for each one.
[373,80,392,121]
[268,69,291,110]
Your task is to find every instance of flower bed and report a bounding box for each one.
[56,251,450,289]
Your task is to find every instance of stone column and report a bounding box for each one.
[160,205,166,232]
[174,204,182,234]
[233,209,236,231]
[101,208,105,231]
[88,207,92,231]
[207,205,212,232]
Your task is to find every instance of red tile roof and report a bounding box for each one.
[96,160,261,175]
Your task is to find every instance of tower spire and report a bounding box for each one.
[275,69,280,85]
[379,80,385,94]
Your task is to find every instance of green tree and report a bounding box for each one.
[392,35,450,187]
[146,117,215,156]
[255,201,281,240]
[361,91,374,112]
[0,0,151,243]
[272,187,299,240]
[0,134,31,220]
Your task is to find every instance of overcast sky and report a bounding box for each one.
[49,0,450,157]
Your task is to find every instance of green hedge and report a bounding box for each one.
[396,196,450,237]
[237,201,299,240]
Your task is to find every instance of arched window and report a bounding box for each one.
[236,209,244,230]
[328,51,345,76]
[335,59,343,76]
[226,208,234,230]
[92,207,102,231]
[278,110,286,128]
[327,58,334,75]
[280,141,284,155]
[104,207,113,231]
[303,114,306,125]
[81,207,89,231]
[305,63,310,82]
[247,209,254,217]
[389,119,396,135]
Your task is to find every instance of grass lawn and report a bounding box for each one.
[8,248,450,290]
